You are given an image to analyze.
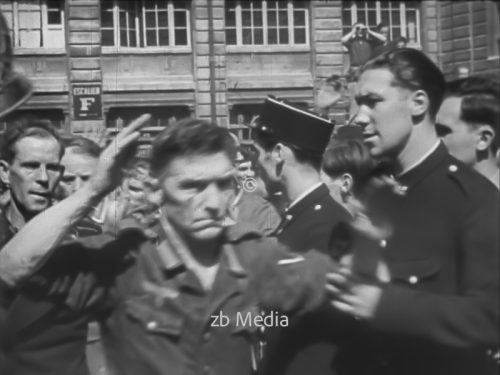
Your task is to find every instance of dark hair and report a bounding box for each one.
[361,48,446,118]
[150,118,236,177]
[445,75,500,152]
[0,118,64,163]
[254,128,323,171]
[322,139,376,194]
[63,136,101,159]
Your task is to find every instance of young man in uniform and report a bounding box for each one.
[253,97,352,375]
[327,48,499,375]
[436,75,499,188]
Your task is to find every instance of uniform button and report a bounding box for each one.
[397,185,408,195]
[203,332,211,341]
[449,164,458,172]
[379,239,387,248]
[261,126,267,132]
[314,204,322,210]
[285,214,293,220]
[408,275,418,284]
[146,321,158,330]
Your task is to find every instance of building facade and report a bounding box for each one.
[1,0,499,143]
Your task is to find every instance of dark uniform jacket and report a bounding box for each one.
[11,221,335,375]
[262,184,352,375]
[0,208,101,375]
[335,143,499,375]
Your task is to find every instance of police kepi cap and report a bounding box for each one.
[257,96,335,156]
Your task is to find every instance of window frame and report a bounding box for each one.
[1,0,66,54]
[226,0,310,52]
[101,0,191,54]
[486,1,500,60]
[342,1,422,49]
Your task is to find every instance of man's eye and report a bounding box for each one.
[182,181,205,192]
[436,124,451,137]
[23,162,40,170]
[61,176,76,183]
[218,177,235,190]
[128,185,143,193]
[47,164,63,173]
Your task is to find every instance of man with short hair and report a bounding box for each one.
[0,119,64,243]
[1,118,334,375]
[327,48,499,375]
[56,136,101,200]
[436,75,499,188]
[0,116,152,375]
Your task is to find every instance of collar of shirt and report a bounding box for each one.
[286,182,323,212]
[398,142,448,189]
[398,140,441,177]
[156,215,247,278]
[4,200,26,233]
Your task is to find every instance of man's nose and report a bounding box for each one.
[74,177,84,191]
[34,165,49,183]
[352,112,370,128]
[203,183,225,214]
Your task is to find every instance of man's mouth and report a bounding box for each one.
[194,219,223,229]
[30,191,50,199]
[363,132,377,140]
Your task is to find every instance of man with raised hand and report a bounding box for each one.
[0,114,150,375]
[2,117,335,375]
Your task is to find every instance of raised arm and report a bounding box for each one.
[341,24,358,45]
[0,114,151,286]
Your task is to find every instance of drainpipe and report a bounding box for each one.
[207,0,217,125]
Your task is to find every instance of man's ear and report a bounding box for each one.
[272,143,285,163]
[409,89,429,118]
[475,125,495,152]
[0,160,10,187]
[340,173,354,195]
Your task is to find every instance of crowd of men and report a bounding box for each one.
[0,10,499,375]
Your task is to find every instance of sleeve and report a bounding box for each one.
[372,193,500,348]
[243,237,338,315]
[249,199,281,236]
[22,228,144,312]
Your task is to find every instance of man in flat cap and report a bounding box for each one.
[253,97,351,375]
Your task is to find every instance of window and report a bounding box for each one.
[486,1,500,59]
[342,1,421,47]
[101,0,190,49]
[0,0,65,49]
[226,0,309,47]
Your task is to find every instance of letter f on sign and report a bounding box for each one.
[80,97,95,111]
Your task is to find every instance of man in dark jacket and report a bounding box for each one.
[1,118,336,375]
[327,48,499,375]
[253,97,352,375]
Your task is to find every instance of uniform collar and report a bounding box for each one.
[285,183,329,217]
[398,142,448,189]
[286,182,323,211]
[156,215,248,278]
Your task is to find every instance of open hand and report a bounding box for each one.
[88,114,151,197]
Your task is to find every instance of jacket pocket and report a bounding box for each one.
[389,256,442,285]
[125,294,184,336]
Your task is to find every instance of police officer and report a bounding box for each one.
[253,97,351,375]
[327,48,499,375]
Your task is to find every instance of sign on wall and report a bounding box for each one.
[73,85,102,119]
